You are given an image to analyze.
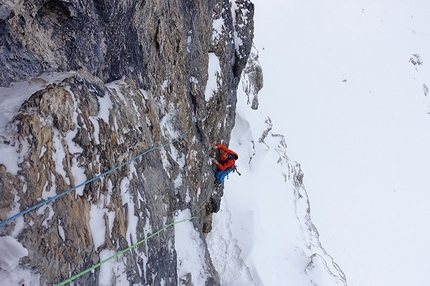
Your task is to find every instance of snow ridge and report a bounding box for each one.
[256,116,346,285]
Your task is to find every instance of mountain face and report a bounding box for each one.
[0,0,254,285]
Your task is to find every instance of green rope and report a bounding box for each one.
[55,128,222,285]
[56,216,196,286]
[57,181,219,285]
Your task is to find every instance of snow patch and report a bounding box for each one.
[70,156,86,196]
[0,72,76,133]
[120,177,138,245]
[98,249,127,286]
[58,223,66,241]
[89,117,100,144]
[205,53,222,101]
[0,139,29,175]
[98,92,112,123]
[0,236,28,272]
[175,210,210,285]
[90,204,107,250]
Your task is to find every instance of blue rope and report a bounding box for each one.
[0,126,193,227]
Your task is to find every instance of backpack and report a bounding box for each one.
[214,156,241,183]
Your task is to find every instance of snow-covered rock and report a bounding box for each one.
[0,0,255,285]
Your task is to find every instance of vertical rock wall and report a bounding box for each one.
[0,0,254,285]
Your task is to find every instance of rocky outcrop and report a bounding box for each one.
[0,0,254,285]
[241,47,263,110]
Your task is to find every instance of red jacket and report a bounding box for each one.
[216,144,239,171]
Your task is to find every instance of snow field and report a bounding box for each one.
[252,0,430,285]
[207,87,345,285]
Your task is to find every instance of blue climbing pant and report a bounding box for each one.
[215,168,233,183]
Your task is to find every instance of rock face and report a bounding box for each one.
[0,0,254,285]
[241,47,263,110]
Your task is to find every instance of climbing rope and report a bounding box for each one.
[1,112,224,285]
[0,125,193,227]
[56,181,219,285]
[56,216,197,286]
[192,184,219,212]
[57,181,220,285]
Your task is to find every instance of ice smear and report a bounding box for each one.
[159,149,171,178]
[106,79,127,106]
[89,117,100,144]
[230,1,245,52]
[51,129,70,184]
[186,31,193,53]
[36,204,54,227]
[70,156,86,196]
[159,104,181,139]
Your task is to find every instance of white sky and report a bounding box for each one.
[252,0,430,285]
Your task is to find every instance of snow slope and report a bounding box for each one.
[207,86,346,285]
[248,1,430,285]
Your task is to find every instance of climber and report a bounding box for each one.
[212,143,239,185]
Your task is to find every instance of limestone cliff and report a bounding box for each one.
[0,0,254,285]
